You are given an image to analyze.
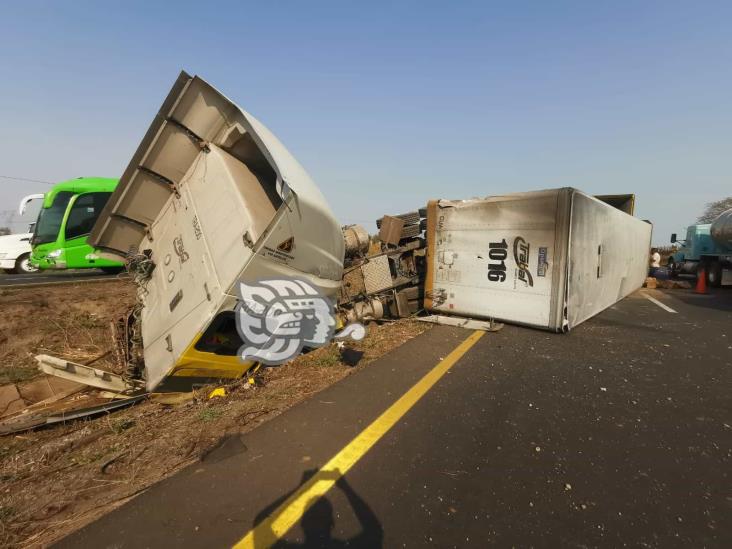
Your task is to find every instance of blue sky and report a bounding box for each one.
[0,1,730,244]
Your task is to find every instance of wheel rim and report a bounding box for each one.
[21,257,38,273]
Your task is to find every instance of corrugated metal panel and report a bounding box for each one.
[362,255,393,294]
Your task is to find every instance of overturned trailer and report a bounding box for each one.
[88,72,345,392]
[423,188,652,331]
[337,188,651,333]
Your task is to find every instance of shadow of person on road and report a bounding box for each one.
[253,468,383,548]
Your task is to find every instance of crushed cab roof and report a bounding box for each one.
[89,71,334,256]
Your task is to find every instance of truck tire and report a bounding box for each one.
[13,253,38,274]
[707,261,722,288]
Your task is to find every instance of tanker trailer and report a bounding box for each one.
[669,208,732,287]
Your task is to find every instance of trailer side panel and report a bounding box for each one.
[566,191,652,328]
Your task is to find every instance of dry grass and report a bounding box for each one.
[0,281,135,385]
[0,281,429,547]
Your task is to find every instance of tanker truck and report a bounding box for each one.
[668,208,732,287]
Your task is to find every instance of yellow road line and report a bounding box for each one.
[233,330,485,549]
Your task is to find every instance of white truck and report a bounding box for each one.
[0,226,37,274]
[84,71,345,392]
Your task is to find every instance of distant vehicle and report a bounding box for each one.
[669,208,732,287]
[19,177,125,272]
[0,223,36,274]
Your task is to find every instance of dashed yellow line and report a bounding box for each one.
[233,330,485,549]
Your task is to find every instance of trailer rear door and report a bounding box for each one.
[425,188,571,330]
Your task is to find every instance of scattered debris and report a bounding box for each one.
[0,276,429,546]
[150,392,195,406]
[645,277,692,289]
[656,279,692,290]
[0,384,24,417]
[208,387,227,399]
[418,315,503,332]
[378,214,407,246]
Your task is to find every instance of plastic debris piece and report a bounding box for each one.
[208,387,227,399]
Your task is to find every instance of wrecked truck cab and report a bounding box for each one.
[89,72,345,392]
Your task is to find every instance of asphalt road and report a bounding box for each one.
[58,288,731,548]
[0,270,121,287]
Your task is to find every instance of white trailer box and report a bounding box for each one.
[89,72,345,391]
[424,188,652,332]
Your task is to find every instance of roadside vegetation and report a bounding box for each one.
[0,280,428,547]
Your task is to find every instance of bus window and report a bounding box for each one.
[65,193,112,240]
[33,192,74,245]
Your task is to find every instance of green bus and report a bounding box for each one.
[21,177,125,272]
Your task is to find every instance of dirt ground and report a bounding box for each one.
[0,280,136,385]
[0,280,429,547]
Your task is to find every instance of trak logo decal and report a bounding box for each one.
[513,236,533,287]
[236,278,365,365]
[173,235,190,263]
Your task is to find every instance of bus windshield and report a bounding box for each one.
[33,191,74,245]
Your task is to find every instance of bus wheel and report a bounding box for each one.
[13,253,38,274]
[707,261,722,288]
